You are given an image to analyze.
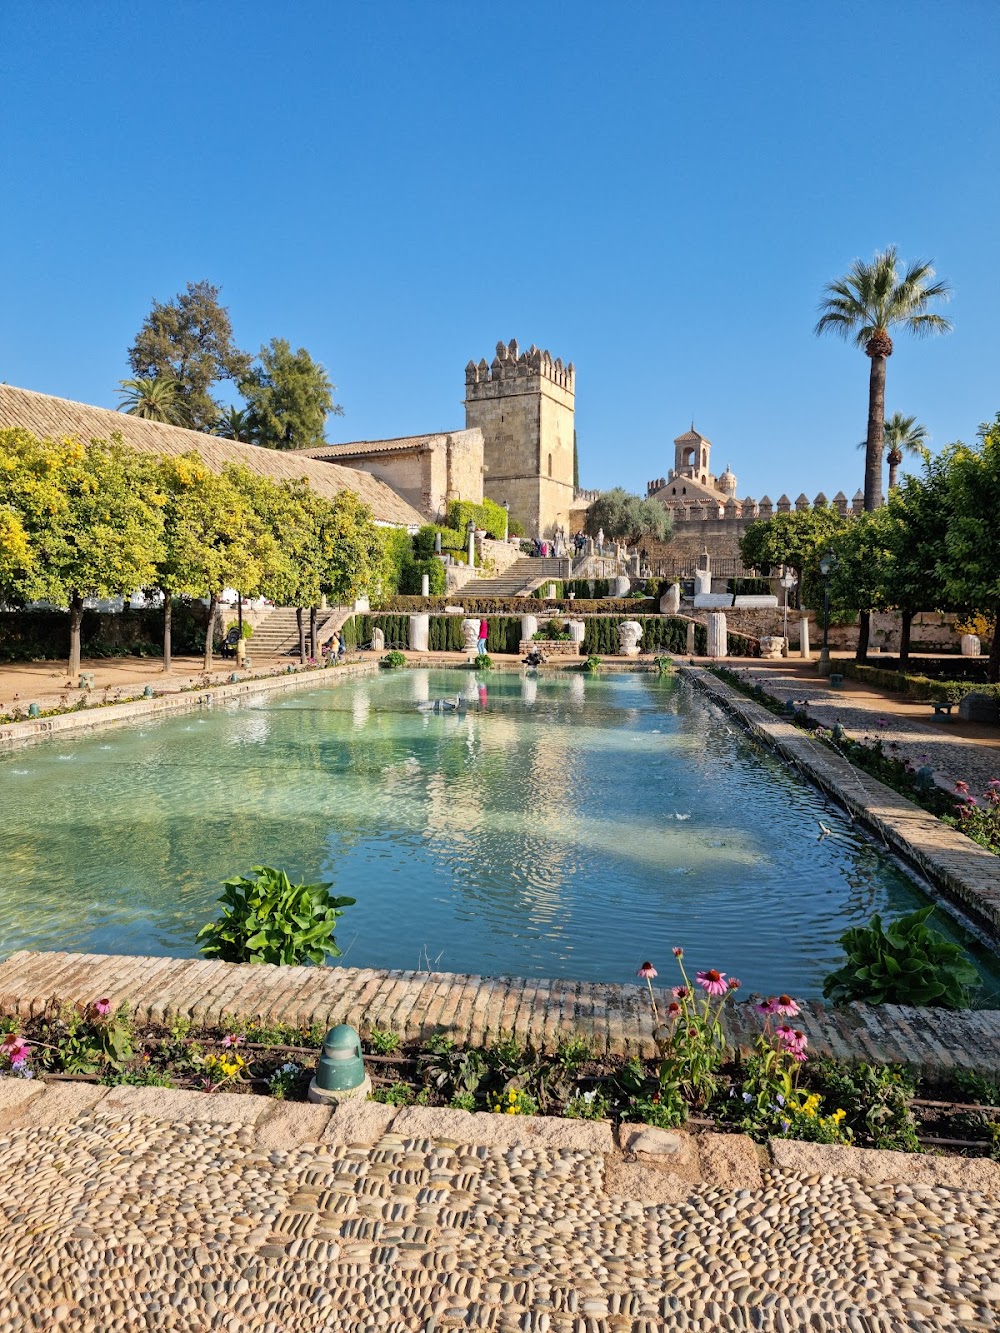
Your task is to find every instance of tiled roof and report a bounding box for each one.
[0,385,424,526]
[298,430,474,460]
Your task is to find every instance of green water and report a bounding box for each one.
[2,668,997,999]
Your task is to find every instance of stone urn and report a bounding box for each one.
[759,635,786,660]
[618,620,643,658]
[961,633,982,657]
[461,619,480,652]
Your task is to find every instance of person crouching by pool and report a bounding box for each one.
[477,618,488,656]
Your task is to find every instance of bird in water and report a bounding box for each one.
[818,820,834,839]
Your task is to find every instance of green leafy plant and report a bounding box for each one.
[380,650,407,668]
[449,1090,478,1112]
[472,653,493,671]
[268,1061,304,1099]
[652,655,673,674]
[196,865,355,966]
[808,1059,920,1151]
[583,655,602,673]
[367,1027,401,1055]
[225,620,254,640]
[822,907,979,1009]
[372,1081,419,1106]
[420,1033,487,1098]
[564,1088,611,1120]
[47,1000,134,1074]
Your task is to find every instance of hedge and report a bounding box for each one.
[375,596,659,615]
[0,605,207,664]
[341,614,523,655]
[445,498,510,541]
[841,661,1000,704]
[582,617,708,656]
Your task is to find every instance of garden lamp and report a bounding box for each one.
[503,500,510,541]
[779,570,797,654]
[308,1024,371,1105]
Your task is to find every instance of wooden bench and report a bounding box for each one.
[930,701,955,718]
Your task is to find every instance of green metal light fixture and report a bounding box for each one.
[307,1024,371,1105]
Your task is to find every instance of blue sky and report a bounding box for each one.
[1,1,997,501]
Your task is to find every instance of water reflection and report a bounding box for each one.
[1,669,996,998]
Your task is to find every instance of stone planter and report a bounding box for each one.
[518,639,582,657]
[618,621,643,658]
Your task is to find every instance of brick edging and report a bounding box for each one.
[681,665,1000,942]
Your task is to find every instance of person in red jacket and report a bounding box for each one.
[477,618,489,655]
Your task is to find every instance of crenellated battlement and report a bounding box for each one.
[465,338,575,396]
[651,488,868,523]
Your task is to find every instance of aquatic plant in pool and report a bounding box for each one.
[2,669,998,998]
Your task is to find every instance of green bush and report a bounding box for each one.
[823,907,980,1009]
[583,655,602,673]
[445,498,510,540]
[381,650,408,668]
[842,661,1000,705]
[400,557,447,595]
[0,604,207,663]
[225,620,254,640]
[196,866,355,966]
[472,653,493,671]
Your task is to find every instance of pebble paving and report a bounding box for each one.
[1,1103,998,1331]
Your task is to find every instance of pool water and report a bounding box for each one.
[2,669,997,1000]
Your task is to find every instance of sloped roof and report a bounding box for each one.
[299,431,463,460]
[0,385,424,526]
[649,473,724,503]
[673,428,711,445]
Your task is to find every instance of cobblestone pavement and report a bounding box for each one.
[738,661,1000,797]
[2,1094,999,1332]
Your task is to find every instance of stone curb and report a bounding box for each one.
[682,665,1000,941]
[768,1137,1000,1196]
[0,659,380,752]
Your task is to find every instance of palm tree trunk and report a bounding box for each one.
[989,603,1000,684]
[898,609,912,669]
[887,459,900,492]
[297,608,306,664]
[309,606,317,660]
[855,610,870,664]
[163,591,172,673]
[203,592,218,671]
[68,593,84,676]
[864,354,887,512]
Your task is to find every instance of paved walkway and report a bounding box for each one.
[4,951,1000,1078]
[740,658,1000,798]
[1,1083,999,1331]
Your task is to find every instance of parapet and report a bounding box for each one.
[465,338,575,395]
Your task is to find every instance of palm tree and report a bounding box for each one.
[855,412,930,491]
[884,412,929,492]
[816,247,951,511]
[117,376,188,425]
[214,406,254,443]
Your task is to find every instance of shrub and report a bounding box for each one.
[225,620,254,640]
[196,866,356,966]
[583,655,602,673]
[400,557,447,595]
[472,653,493,671]
[381,650,408,668]
[823,907,980,1009]
[445,498,510,540]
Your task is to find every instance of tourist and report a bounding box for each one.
[477,617,488,655]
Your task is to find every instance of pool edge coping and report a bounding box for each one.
[681,664,1000,946]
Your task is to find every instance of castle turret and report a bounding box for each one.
[718,463,738,496]
[464,339,575,538]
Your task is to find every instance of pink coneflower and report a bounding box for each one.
[672,947,684,958]
[987,779,1000,790]
[875,718,890,729]
[221,1034,246,1049]
[988,789,1000,806]
[755,998,779,1016]
[728,977,742,991]
[774,994,799,1016]
[667,1001,681,1016]
[955,780,971,795]
[92,998,111,1018]
[776,1024,808,1057]
[1,1034,30,1065]
[637,962,659,1025]
[696,969,728,996]
[672,986,690,1000]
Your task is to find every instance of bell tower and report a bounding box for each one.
[671,426,716,489]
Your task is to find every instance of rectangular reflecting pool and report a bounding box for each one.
[2,668,997,999]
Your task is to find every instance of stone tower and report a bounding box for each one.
[464,339,575,539]
[671,427,716,490]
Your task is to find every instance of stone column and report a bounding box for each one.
[547,582,557,599]
[706,611,727,658]
[961,634,982,657]
[694,567,712,597]
[467,529,475,568]
[799,617,811,660]
[521,614,538,645]
[686,621,696,655]
[421,573,430,597]
[660,583,680,614]
[612,576,630,597]
[567,620,585,645]
[409,614,429,653]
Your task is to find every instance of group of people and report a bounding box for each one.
[528,528,606,557]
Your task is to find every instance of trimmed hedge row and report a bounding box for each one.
[374,595,660,615]
[582,617,708,656]
[841,661,1000,704]
[342,614,523,655]
[0,605,207,663]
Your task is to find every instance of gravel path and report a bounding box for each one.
[2,1102,998,1331]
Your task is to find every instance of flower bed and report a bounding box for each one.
[4,984,999,1159]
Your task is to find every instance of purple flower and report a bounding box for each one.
[637,962,657,979]
[93,998,111,1018]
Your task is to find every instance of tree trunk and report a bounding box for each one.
[68,593,84,676]
[898,609,912,669]
[864,354,887,511]
[989,603,1000,684]
[887,459,899,492]
[297,607,306,664]
[203,592,218,671]
[163,591,172,673]
[309,606,317,660]
[855,611,870,664]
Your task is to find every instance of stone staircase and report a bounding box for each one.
[248,606,343,657]
[452,557,568,600]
